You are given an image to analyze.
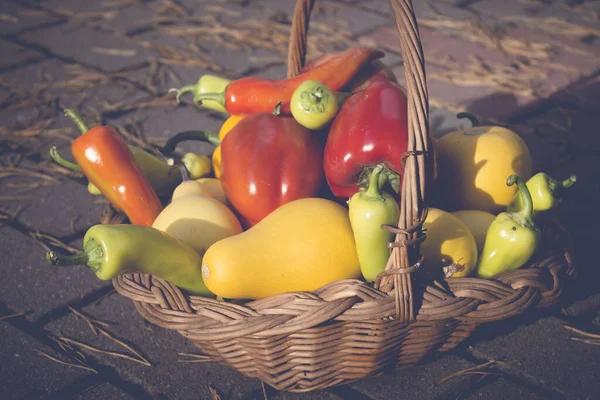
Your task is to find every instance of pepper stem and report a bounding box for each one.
[364,165,385,199]
[560,175,577,189]
[161,130,221,154]
[169,84,198,104]
[273,101,282,116]
[49,146,82,172]
[507,174,534,223]
[45,239,103,272]
[46,250,88,266]
[64,108,89,134]
[457,112,481,127]
[299,85,332,113]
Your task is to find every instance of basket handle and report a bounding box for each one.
[287,0,316,78]
[287,0,431,322]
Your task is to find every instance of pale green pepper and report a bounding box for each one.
[507,172,576,215]
[169,74,231,113]
[348,165,400,282]
[45,224,212,296]
[476,174,542,279]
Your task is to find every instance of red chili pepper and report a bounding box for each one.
[66,109,163,226]
[301,51,397,93]
[173,47,384,116]
[323,79,409,199]
[220,106,325,227]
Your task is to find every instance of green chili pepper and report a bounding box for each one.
[45,224,212,296]
[476,174,542,279]
[348,165,400,282]
[507,172,576,215]
[169,75,231,113]
[50,110,211,197]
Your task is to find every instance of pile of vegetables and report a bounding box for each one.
[45,47,576,300]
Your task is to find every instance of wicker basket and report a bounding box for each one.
[112,0,575,392]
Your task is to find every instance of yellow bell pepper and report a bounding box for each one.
[212,115,244,178]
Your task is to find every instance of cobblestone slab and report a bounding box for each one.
[44,293,266,399]
[6,176,106,239]
[0,1,63,36]
[0,320,93,400]
[358,1,600,119]
[0,38,46,70]
[19,23,156,73]
[72,382,136,400]
[0,227,109,322]
[349,354,480,400]
[465,316,600,399]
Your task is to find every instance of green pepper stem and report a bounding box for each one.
[507,174,534,223]
[298,85,335,113]
[457,112,481,127]
[64,108,89,134]
[560,175,577,189]
[49,146,82,172]
[161,130,221,154]
[169,84,199,104]
[170,84,226,107]
[192,91,226,107]
[273,101,282,116]
[46,250,89,266]
[46,239,102,272]
[364,165,385,199]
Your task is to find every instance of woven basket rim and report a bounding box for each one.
[113,217,575,335]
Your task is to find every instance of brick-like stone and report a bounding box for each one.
[459,375,548,400]
[0,57,68,91]
[0,38,46,70]
[466,316,600,399]
[72,382,136,400]
[6,174,106,239]
[0,322,93,400]
[350,354,476,400]
[44,293,266,399]
[0,1,63,36]
[20,24,156,73]
[357,1,600,121]
[0,228,109,321]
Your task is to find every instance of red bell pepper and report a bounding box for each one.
[172,47,384,116]
[220,109,325,227]
[323,79,409,199]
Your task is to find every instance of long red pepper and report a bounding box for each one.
[66,109,163,226]
[172,47,384,115]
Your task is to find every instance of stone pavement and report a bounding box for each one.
[1,0,599,399]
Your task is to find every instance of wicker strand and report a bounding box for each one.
[287,0,316,78]
[374,0,430,323]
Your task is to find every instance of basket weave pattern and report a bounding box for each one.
[112,0,575,392]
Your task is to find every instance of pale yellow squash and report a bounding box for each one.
[201,198,360,299]
[152,180,242,257]
[451,210,495,254]
[421,208,478,278]
[196,178,228,205]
